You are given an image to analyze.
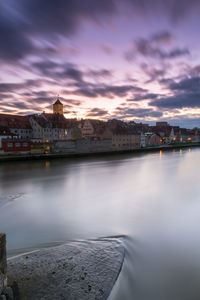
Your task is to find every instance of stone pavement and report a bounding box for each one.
[8,238,124,300]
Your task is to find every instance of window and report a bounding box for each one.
[8,143,13,147]
[23,143,28,147]
[15,143,20,147]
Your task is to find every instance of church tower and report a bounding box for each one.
[53,98,63,115]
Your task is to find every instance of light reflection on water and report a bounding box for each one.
[0,148,200,299]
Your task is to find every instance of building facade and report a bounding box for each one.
[53,99,63,115]
[2,139,31,153]
[0,114,33,139]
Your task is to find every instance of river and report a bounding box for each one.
[0,148,200,299]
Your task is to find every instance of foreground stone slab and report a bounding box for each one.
[7,238,124,300]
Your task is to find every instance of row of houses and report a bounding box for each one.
[1,118,199,155]
[0,100,199,155]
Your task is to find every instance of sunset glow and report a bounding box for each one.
[1,0,200,127]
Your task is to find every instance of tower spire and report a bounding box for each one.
[53,96,63,115]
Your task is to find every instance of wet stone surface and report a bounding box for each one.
[7,238,124,300]
[0,272,3,296]
[0,233,7,296]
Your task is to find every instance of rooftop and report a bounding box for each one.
[0,114,31,129]
[54,99,63,105]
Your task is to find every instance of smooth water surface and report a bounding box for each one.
[0,148,200,299]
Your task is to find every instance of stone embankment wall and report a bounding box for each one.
[0,234,7,294]
[0,234,14,300]
[54,139,113,154]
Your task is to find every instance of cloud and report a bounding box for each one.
[21,0,116,36]
[0,79,52,94]
[62,66,84,83]
[127,93,158,101]
[125,36,189,61]
[87,69,113,79]
[1,1,197,63]
[150,76,200,109]
[0,83,24,93]
[32,61,84,83]
[115,106,163,118]
[87,108,108,117]
[29,68,144,98]
[32,61,59,76]
[100,45,115,55]
[169,76,200,92]
[188,65,200,77]
[151,92,200,109]
[74,84,146,98]
[151,31,173,43]
[126,0,200,23]
[0,4,34,61]
[0,0,117,62]
[140,63,168,83]
[0,0,199,125]
[32,60,113,85]
[60,99,83,106]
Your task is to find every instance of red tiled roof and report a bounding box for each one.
[0,114,31,129]
[107,119,139,135]
[31,113,78,129]
[44,113,77,128]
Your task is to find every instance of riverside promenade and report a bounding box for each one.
[0,143,199,162]
[0,235,124,300]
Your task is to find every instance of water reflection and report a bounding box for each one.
[0,148,200,299]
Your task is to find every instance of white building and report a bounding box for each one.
[0,114,33,139]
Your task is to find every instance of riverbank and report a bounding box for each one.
[7,238,124,300]
[0,143,199,162]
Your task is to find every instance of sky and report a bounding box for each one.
[1,0,200,128]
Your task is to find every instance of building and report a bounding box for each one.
[0,126,16,149]
[140,133,146,148]
[76,138,112,153]
[81,120,94,137]
[31,142,54,154]
[29,113,69,142]
[107,120,141,150]
[53,99,63,115]
[29,114,53,142]
[80,119,106,138]
[2,139,31,153]
[156,122,169,128]
[54,140,76,153]
[178,128,197,143]
[112,134,140,150]
[169,128,176,143]
[0,114,33,139]
[29,99,81,142]
[193,128,200,142]
[147,134,161,147]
